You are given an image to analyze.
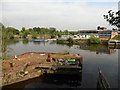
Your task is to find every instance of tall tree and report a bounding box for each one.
[49,27,56,33]
[21,27,25,32]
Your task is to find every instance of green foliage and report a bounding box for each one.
[21,27,25,32]
[63,30,69,35]
[104,10,120,28]
[28,28,32,32]
[115,35,120,40]
[57,33,62,37]
[8,32,14,39]
[51,35,55,38]
[2,27,19,39]
[90,34,100,44]
[1,23,80,40]
[6,27,19,35]
[67,37,74,44]
[57,39,66,43]
[49,27,56,33]
[22,31,29,38]
[31,31,38,39]
[69,31,79,35]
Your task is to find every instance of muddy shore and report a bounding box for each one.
[2,52,82,87]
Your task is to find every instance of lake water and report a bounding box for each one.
[4,39,118,88]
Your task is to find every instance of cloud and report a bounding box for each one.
[1,1,118,30]
[2,0,119,2]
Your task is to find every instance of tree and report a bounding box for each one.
[49,27,56,33]
[21,27,25,32]
[90,34,100,44]
[22,31,29,38]
[64,30,69,35]
[57,33,62,37]
[67,37,74,44]
[31,31,38,39]
[51,35,55,38]
[28,28,32,32]
[115,35,120,40]
[103,10,120,29]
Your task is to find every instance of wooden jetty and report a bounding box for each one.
[2,52,83,87]
[108,40,120,46]
[34,57,83,75]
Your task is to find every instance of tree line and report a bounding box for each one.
[1,25,80,39]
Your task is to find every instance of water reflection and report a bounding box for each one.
[22,39,29,45]
[56,42,116,55]
[108,45,120,49]
[77,44,116,55]
[4,39,117,57]
[24,60,83,88]
[2,39,19,57]
[32,41,46,46]
[25,73,82,88]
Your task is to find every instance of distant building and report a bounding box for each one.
[72,26,118,40]
[97,27,118,39]
[73,30,98,39]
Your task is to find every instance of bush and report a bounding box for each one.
[51,35,55,38]
[31,32,38,39]
[115,35,120,40]
[90,35,100,44]
[57,39,65,43]
[57,33,62,37]
[9,33,14,39]
[67,37,74,44]
[32,35,37,39]
[22,32,29,38]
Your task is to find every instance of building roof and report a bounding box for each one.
[79,30,98,33]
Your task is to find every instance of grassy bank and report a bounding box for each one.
[57,38,108,46]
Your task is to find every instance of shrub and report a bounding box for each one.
[31,32,38,39]
[22,32,28,38]
[90,34,100,44]
[51,35,55,38]
[57,33,62,37]
[67,37,74,44]
[115,35,120,40]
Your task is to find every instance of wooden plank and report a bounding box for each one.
[54,65,82,69]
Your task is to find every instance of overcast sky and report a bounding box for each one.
[0,0,119,31]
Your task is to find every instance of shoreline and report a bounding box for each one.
[2,52,82,87]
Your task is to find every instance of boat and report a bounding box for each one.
[57,58,79,65]
[97,68,111,89]
[47,39,57,41]
[32,40,45,42]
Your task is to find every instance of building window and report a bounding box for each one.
[99,31,103,35]
[107,31,111,35]
[103,31,106,36]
